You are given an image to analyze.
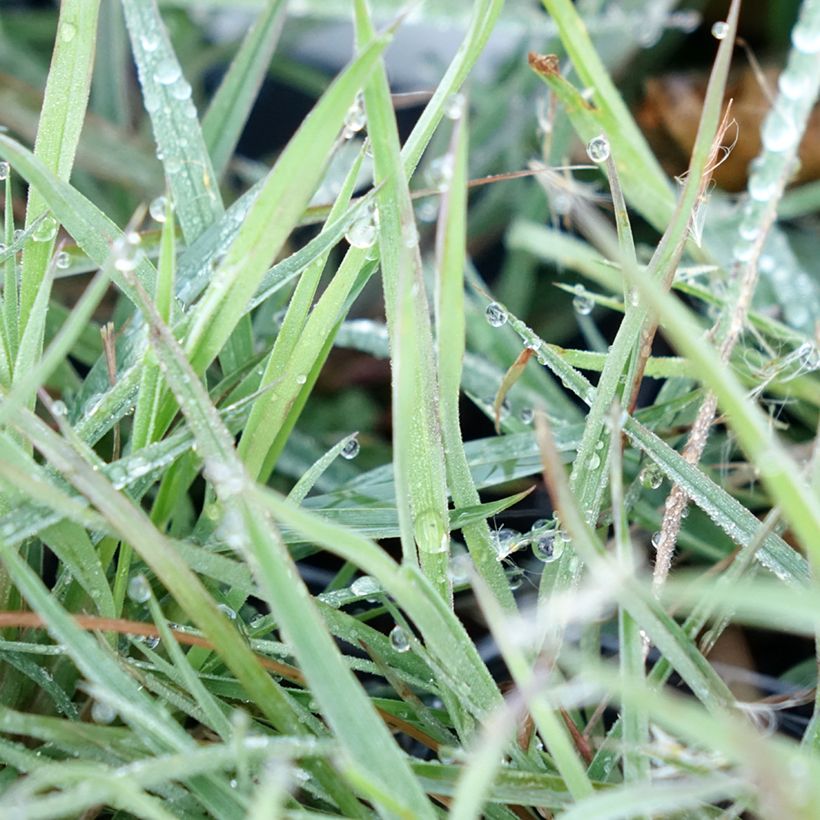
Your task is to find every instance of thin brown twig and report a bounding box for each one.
[100,321,120,461]
[652,130,797,596]
[0,611,440,751]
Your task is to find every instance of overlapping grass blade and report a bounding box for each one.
[122,0,223,242]
[18,0,101,335]
[355,0,450,597]
[125,257,435,819]
[202,0,287,180]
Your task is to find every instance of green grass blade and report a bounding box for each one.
[0,134,157,305]
[122,0,224,242]
[202,0,287,180]
[18,0,101,336]
[126,265,434,819]
[182,32,389,378]
[236,144,366,477]
[469,571,595,801]
[355,1,450,597]
[434,113,516,611]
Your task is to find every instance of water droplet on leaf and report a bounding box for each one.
[127,574,151,604]
[32,215,58,243]
[443,92,466,120]
[154,58,182,86]
[485,301,507,327]
[149,196,168,223]
[711,21,729,40]
[639,464,663,490]
[586,135,610,163]
[340,436,360,460]
[389,625,411,652]
[345,217,377,249]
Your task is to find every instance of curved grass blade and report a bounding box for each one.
[122,0,223,242]
[435,112,516,611]
[202,0,287,180]
[355,1,450,597]
[126,265,435,819]
[18,0,101,335]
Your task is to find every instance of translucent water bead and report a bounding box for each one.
[343,93,366,138]
[443,92,466,120]
[55,251,70,270]
[0,161,9,181]
[389,625,411,653]
[32,215,58,243]
[91,700,117,724]
[154,58,181,86]
[792,21,820,54]
[572,288,594,315]
[638,463,663,490]
[711,21,729,40]
[149,195,168,222]
[345,216,377,249]
[127,574,151,603]
[340,436,360,460]
[586,135,610,163]
[761,105,799,153]
[351,575,381,600]
[485,302,508,327]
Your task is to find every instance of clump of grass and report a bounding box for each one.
[0,0,818,816]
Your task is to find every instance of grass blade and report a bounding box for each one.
[202,0,287,180]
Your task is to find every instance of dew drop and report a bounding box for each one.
[60,21,76,42]
[572,290,594,316]
[443,92,466,120]
[639,464,663,490]
[91,700,117,724]
[140,32,160,52]
[32,215,58,243]
[170,80,192,101]
[792,21,820,53]
[520,406,534,424]
[154,58,182,86]
[761,107,798,152]
[508,567,524,591]
[485,301,508,327]
[426,155,454,191]
[127,574,151,604]
[55,251,70,270]
[711,21,729,40]
[402,221,419,248]
[343,93,366,137]
[532,530,563,563]
[778,70,809,100]
[149,196,168,223]
[389,625,411,653]
[0,161,10,181]
[588,453,601,469]
[340,436,360,460]
[51,400,67,417]
[351,575,381,599]
[650,531,663,550]
[295,374,307,385]
[586,134,610,163]
[345,216,377,249]
[217,603,237,620]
